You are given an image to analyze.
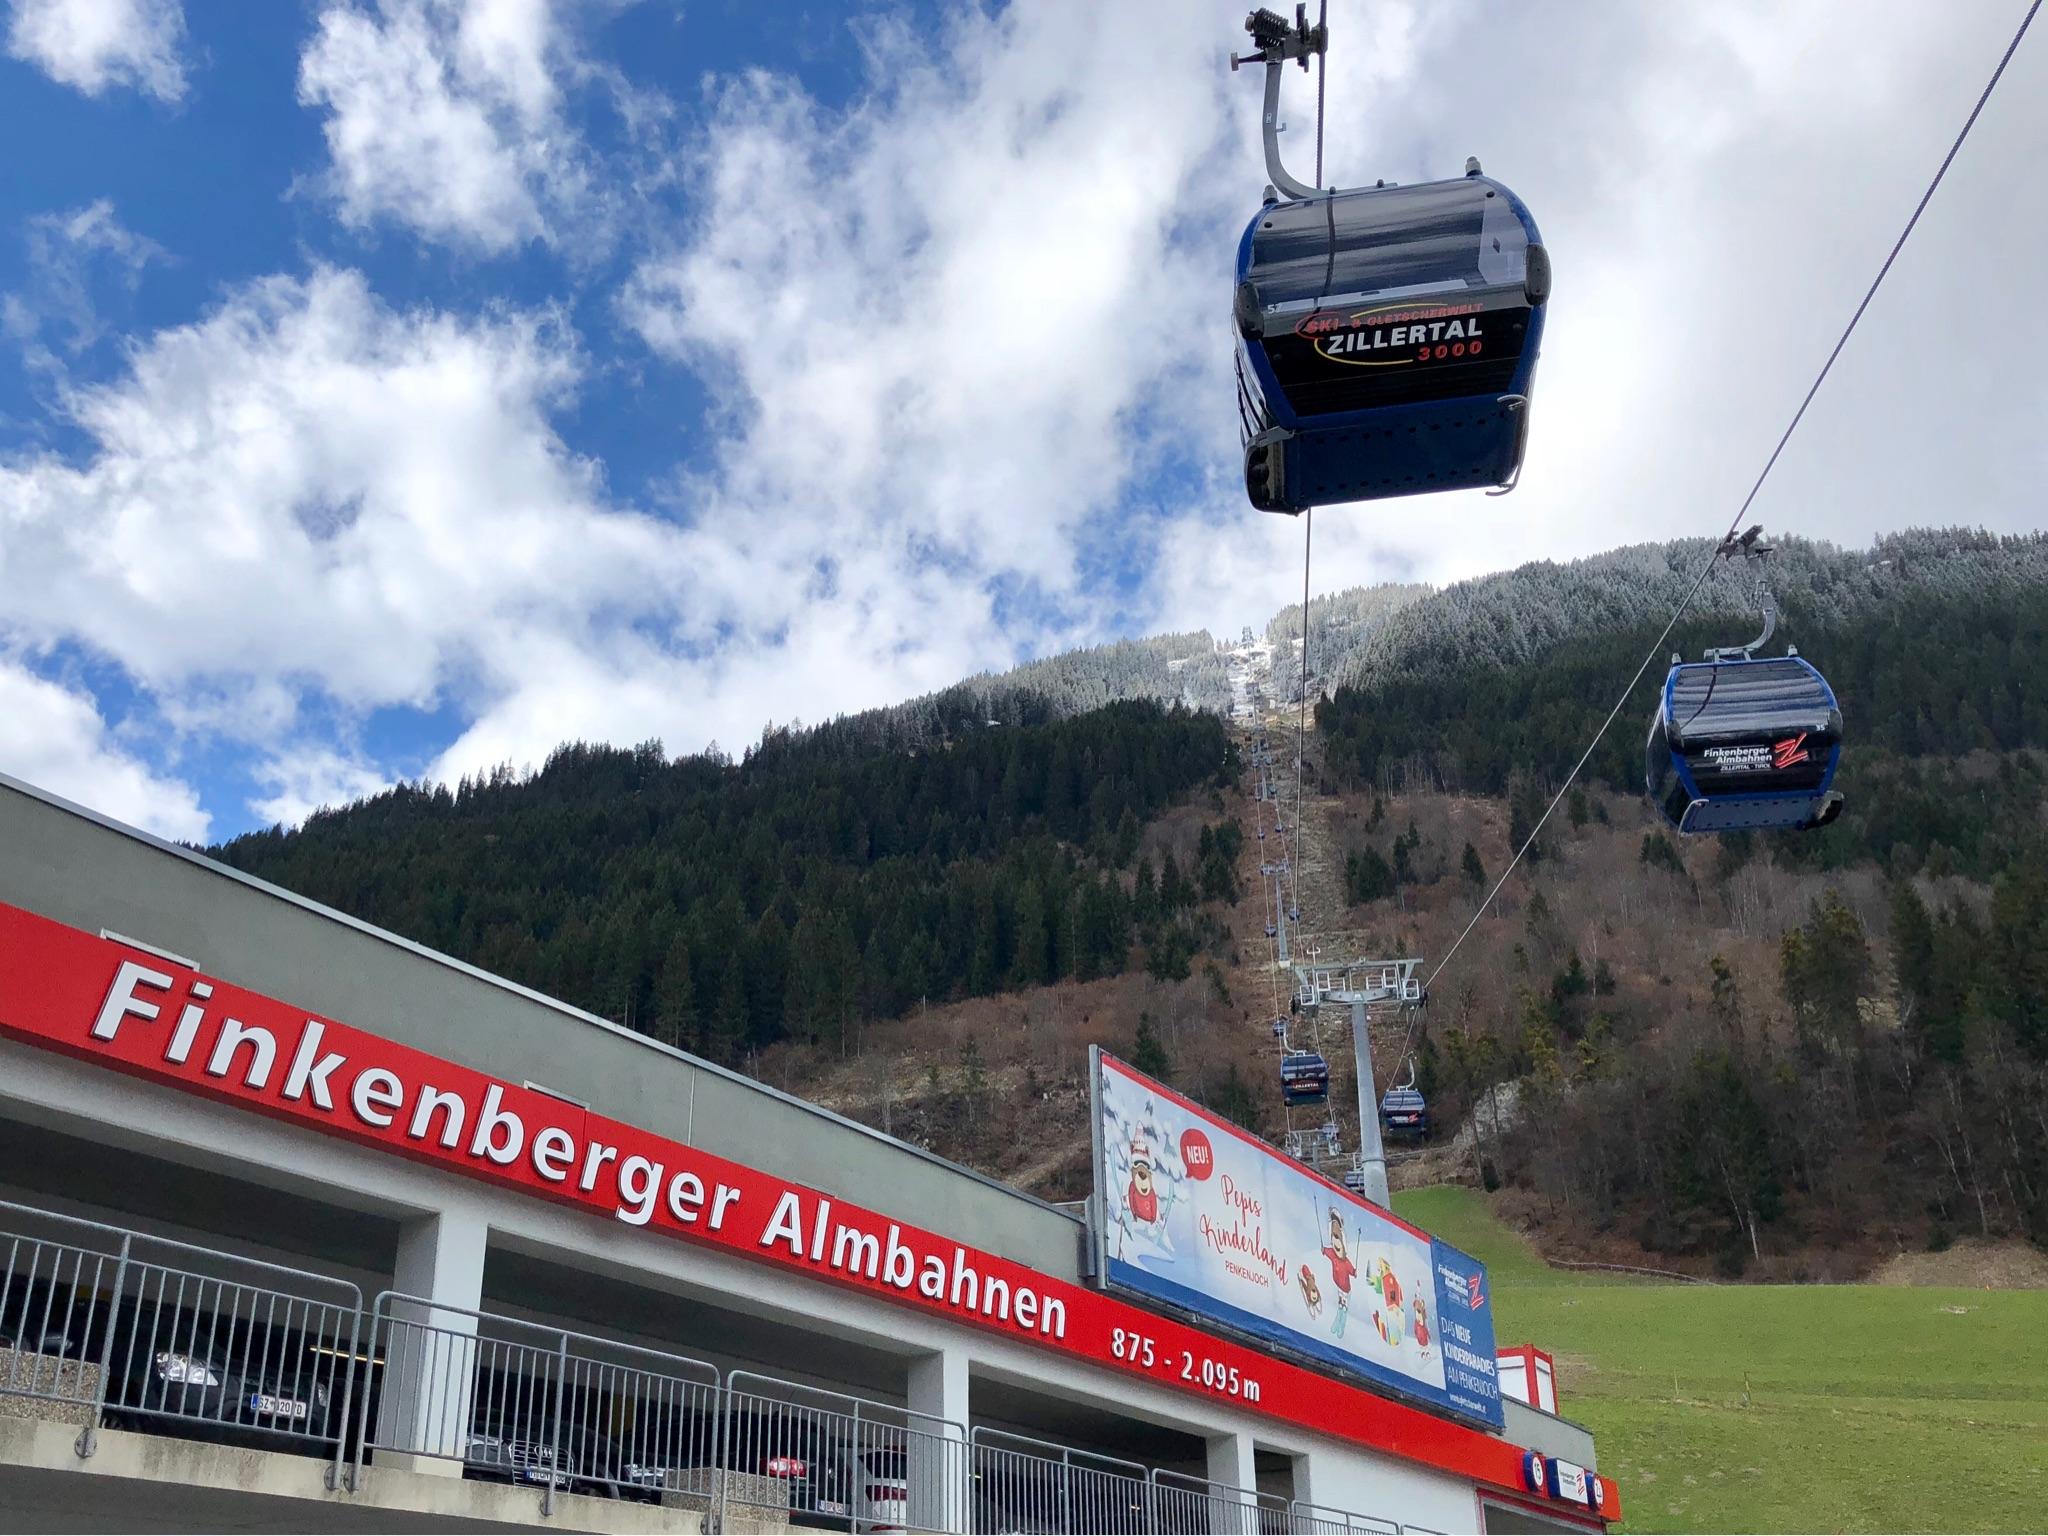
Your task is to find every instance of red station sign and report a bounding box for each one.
[0,900,1616,1520]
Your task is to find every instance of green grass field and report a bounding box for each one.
[1389,1187,2048,1533]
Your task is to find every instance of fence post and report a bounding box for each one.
[713,1377,730,1534]
[73,1232,129,1460]
[541,1330,570,1518]
[708,1375,728,1536]
[850,1398,862,1534]
[327,1299,363,1492]
[1059,1444,1074,1535]
[350,1297,385,1493]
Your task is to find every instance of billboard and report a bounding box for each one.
[1093,1050,1502,1428]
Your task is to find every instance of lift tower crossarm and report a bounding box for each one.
[1291,958,1423,1210]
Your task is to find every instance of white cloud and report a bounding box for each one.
[297,0,597,253]
[621,7,1242,599]
[5,0,186,102]
[0,263,1024,819]
[0,657,207,840]
[248,744,388,827]
[4,199,165,359]
[1,267,678,711]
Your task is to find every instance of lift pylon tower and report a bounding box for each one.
[1291,957,1423,1209]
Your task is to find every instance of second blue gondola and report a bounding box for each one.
[1645,654,1844,833]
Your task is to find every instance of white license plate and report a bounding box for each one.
[248,1393,308,1418]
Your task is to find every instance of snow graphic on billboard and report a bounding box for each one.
[1097,1053,1501,1427]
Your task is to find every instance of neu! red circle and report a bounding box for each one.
[1180,1129,1214,1181]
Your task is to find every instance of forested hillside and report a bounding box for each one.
[1293,530,2048,1264]
[214,701,1236,1061]
[1317,528,2048,820]
[208,525,2048,1271]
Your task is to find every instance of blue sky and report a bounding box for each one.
[2,0,2044,844]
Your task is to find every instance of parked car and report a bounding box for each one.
[685,1407,914,1531]
[464,1401,630,1502]
[1,1274,343,1454]
[840,1441,912,1532]
[99,1324,339,1452]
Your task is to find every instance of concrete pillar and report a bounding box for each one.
[374,1208,488,1477]
[1205,1429,1258,1535]
[905,1348,969,1533]
[1289,1449,1316,1514]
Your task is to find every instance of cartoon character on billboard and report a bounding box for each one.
[1321,1209,1359,1296]
[1370,1257,1406,1347]
[1127,1138,1162,1225]
[1102,1098,1189,1263]
[1411,1294,1432,1355]
[1319,1209,1361,1341]
[1297,1265,1324,1320]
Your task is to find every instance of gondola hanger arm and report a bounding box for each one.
[1231,7,1327,202]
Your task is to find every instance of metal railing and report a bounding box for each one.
[1289,1500,1400,1534]
[721,1370,966,1534]
[350,1291,721,1516]
[4,1197,1432,1533]
[1150,1467,1291,1534]
[970,1425,1152,1533]
[0,1198,361,1463]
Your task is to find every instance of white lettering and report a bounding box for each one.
[831,1224,880,1279]
[1014,1288,1038,1330]
[532,1126,575,1182]
[760,1190,806,1256]
[469,1085,524,1165]
[1039,1295,1066,1339]
[351,1067,403,1127]
[408,1085,466,1149]
[281,1020,346,1109]
[949,1248,979,1311]
[205,1017,277,1090]
[91,960,172,1041]
[578,1141,619,1192]
[983,1275,1011,1321]
[918,1255,947,1299]
[666,1170,706,1222]
[883,1225,914,1289]
[616,1155,663,1226]
[167,1002,206,1064]
[710,1184,741,1232]
[810,1199,831,1262]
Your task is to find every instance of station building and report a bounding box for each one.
[0,772,1615,1533]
